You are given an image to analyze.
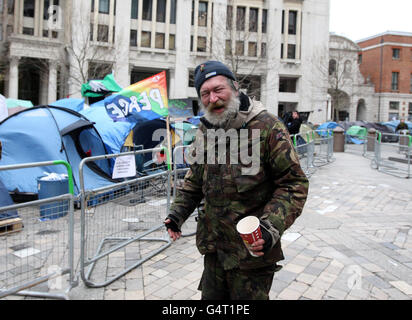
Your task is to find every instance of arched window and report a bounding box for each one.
[329,59,337,75]
[344,60,352,73]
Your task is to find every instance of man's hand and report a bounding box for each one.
[250,239,266,257]
[249,227,273,257]
[164,218,182,241]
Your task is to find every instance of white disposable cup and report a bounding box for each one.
[236,216,262,257]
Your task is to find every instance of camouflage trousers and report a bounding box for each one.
[198,253,281,300]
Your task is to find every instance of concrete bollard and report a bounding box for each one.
[367,128,376,152]
[333,127,345,152]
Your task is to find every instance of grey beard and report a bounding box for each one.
[201,93,240,128]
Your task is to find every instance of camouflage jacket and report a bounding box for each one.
[169,97,309,270]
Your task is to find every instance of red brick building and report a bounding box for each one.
[357,32,412,121]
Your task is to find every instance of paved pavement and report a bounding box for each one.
[6,151,412,300]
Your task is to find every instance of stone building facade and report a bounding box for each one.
[328,34,376,122]
[0,0,330,123]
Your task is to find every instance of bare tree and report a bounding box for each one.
[211,1,267,100]
[310,45,357,121]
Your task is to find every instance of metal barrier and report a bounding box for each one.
[79,148,172,288]
[291,133,316,178]
[344,134,368,158]
[313,130,334,167]
[372,132,411,178]
[0,161,76,300]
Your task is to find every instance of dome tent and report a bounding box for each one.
[0,105,116,198]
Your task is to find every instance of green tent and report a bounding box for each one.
[81,74,122,98]
[346,125,367,138]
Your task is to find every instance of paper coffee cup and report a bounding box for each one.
[236,216,262,257]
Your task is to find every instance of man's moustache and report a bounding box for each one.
[207,100,226,111]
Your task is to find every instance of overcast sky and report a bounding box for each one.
[329,0,412,42]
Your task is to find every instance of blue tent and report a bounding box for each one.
[0,106,115,197]
[381,120,412,132]
[316,122,343,137]
[0,178,18,220]
[50,98,85,112]
[80,105,137,155]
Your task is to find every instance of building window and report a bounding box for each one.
[287,44,296,59]
[410,74,412,92]
[156,0,166,22]
[236,41,244,56]
[329,59,337,75]
[197,36,206,52]
[198,1,208,27]
[248,42,257,57]
[389,101,399,111]
[155,33,165,49]
[236,6,245,31]
[142,0,152,21]
[130,29,137,46]
[188,70,195,87]
[23,0,35,17]
[170,0,176,24]
[97,24,109,42]
[358,54,362,64]
[169,34,175,50]
[226,5,232,30]
[389,113,398,121]
[131,0,138,19]
[249,8,258,32]
[141,31,151,47]
[344,60,352,73]
[8,0,14,14]
[288,10,297,35]
[225,40,232,56]
[99,0,110,14]
[408,103,412,121]
[44,0,50,19]
[392,48,400,60]
[279,77,298,93]
[261,42,267,58]
[262,9,267,33]
[22,27,34,35]
[391,72,399,91]
[43,0,60,20]
[281,10,284,34]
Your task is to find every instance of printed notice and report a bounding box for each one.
[112,155,136,179]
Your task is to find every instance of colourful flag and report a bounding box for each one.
[104,71,169,122]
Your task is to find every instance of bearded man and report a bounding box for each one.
[165,60,309,300]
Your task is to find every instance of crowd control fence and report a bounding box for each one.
[78,148,172,288]
[291,132,316,178]
[312,130,334,167]
[0,161,77,300]
[372,132,411,179]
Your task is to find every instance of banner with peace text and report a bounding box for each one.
[104,71,169,122]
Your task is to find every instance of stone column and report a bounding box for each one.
[68,0,92,98]
[8,56,20,99]
[114,0,131,88]
[171,0,191,99]
[48,60,57,103]
[263,0,282,115]
[211,0,227,61]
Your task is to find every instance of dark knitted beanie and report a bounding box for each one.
[194,60,236,96]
